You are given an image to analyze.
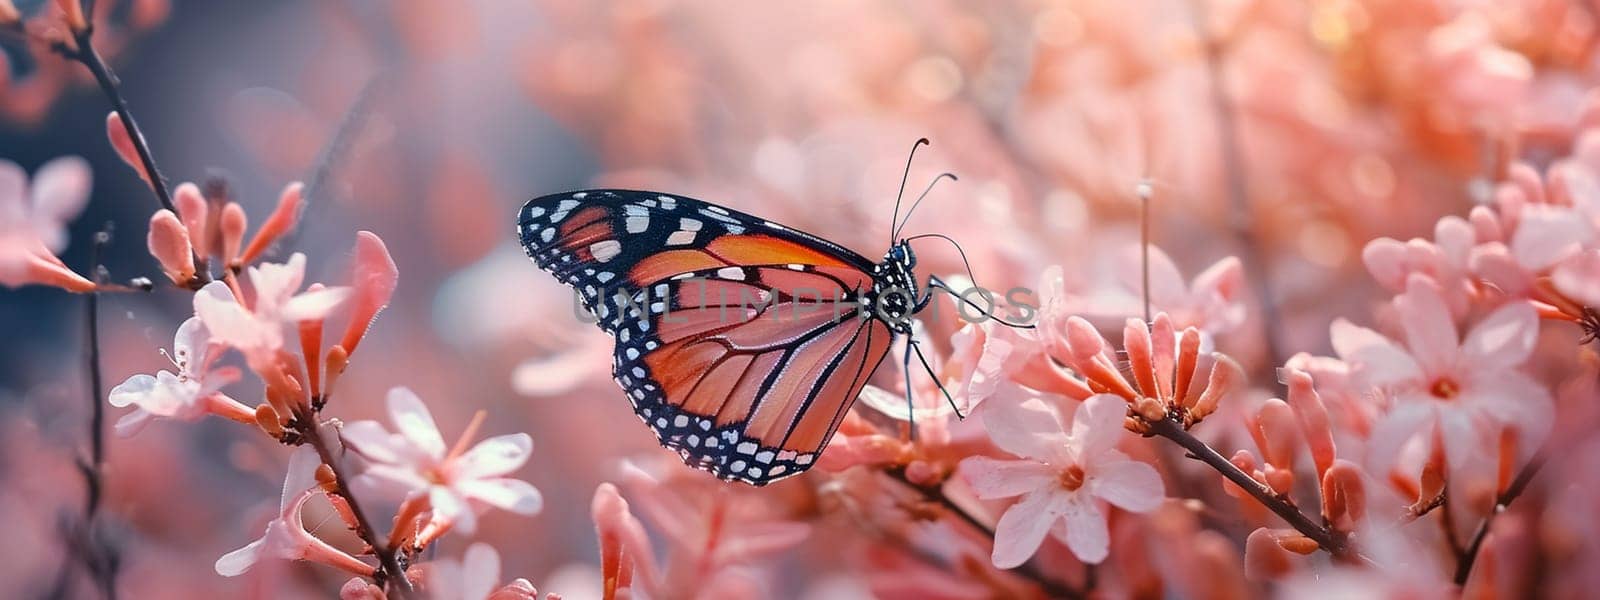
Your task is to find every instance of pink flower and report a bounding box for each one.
[961,394,1164,567]
[342,387,543,535]
[108,316,251,436]
[0,156,95,292]
[215,446,375,577]
[1109,245,1246,336]
[1331,276,1553,474]
[193,254,350,358]
[426,543,539,600]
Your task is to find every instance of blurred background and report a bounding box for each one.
[2,0,1595,596]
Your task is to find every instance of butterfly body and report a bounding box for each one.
[518,190,922,485]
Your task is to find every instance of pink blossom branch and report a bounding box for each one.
[1146,417,1358,560]
[1190,0,1288,370]
[880,467,1085,599]
[289,416,415,597]
[1453,448,1547,585]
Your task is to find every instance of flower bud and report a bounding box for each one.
[1123,318,1158,398]
[340,232,399,354]
[1134,396,1166,422]
[174,183,211,258]
[1173,327,1201,404]
[1250,399,1298,471]
[1264,465,1295,495]
[147,209,196,284]
[105,113,150,184]
[1187,353,1243,424]
[1150,313,1176,399]
[1244,528,1293,581]
[315,464,339,493]
[220,202,247,268]
[1283,368,1336,477]
[323,345,350,399]
[239,182,303,265]
[254,403,284,437]
[56,0,87,33]
[1321,460,1366,532]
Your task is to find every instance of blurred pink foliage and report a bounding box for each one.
[6,0,1600,598]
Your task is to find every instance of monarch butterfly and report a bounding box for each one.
[518,140,1021,485]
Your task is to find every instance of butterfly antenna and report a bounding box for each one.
[908,234,1034,330]
[891,138,931,247]
[892,173,957,241]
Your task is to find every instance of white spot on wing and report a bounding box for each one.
[590,240,622,262]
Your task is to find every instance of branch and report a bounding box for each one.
[880,468,1085,599]
[50,226,120,600]
[1190,0,1288,371]
[1146,417,1358,560]
[1453,448,1547,585]
[291,417,415,597]
[52,30,174,213]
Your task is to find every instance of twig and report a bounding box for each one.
[278,75,384,255]
[291,417,414,597]
[51,30,174,213]
[880,468,1084,599]
[1454,449,1548,585]
[50,227,120,600]
[1146,417,1359,560]
[1190,0,1288,370]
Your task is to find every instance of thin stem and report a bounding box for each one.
[1191,0,1287,370]
[1139,181,1153,324]
[1146,417,1357,560]
[278,75,383,255]
[880,468,1084,599]
[1454,449,1548,585]
[54,32,174,213]
[293,417,415,597]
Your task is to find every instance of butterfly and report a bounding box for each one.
[517,140,1021,485]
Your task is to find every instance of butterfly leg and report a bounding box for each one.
[908,339,966,420]
[902,334,917,442]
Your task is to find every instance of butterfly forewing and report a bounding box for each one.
[518,190,896,485]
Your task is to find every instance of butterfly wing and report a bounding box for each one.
[518,190,895,485]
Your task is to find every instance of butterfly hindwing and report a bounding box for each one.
[518,190,897,484]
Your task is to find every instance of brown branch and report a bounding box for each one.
[52,30,174,213]
[291,416,414,597]
[880,468,1085,599]
[50,226,120,600]
[1453,449,1548,585]
[1146,417,1359,560]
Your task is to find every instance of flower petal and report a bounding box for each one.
[961,456,1054,500]
[282,286,352,322]
[1461,301,1537,368]
[454,433,533,480]
[387,387,446,459]
[1511,205,1591,270]
[214,537,267,577]
[979,391,1069,462]
[108,373,156,408]
[432,487,476,535]
[1069,394,1129,462]
[1329,319,1422,388]
[461,543,501,600]
[1365,401,1433,477]
[990,489,1065,569]
[1057,494,1110,564]
[1088,456,1164,513]
[29,156,92,251]
[458,478,544,515]
[1394,277,1459,375]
